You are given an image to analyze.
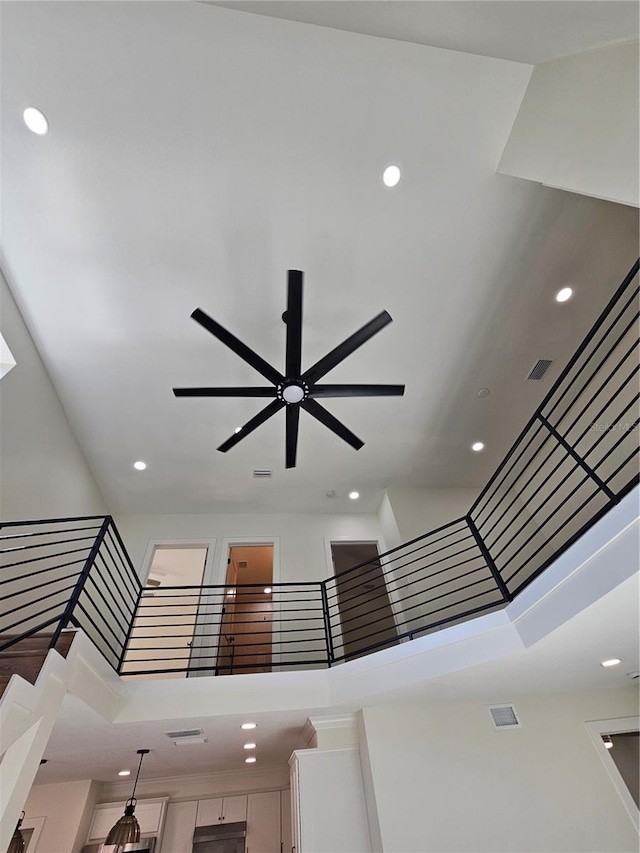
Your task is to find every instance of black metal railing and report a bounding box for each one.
[0,515,141,670]
[0,259,637,677]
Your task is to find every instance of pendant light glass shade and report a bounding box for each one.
[8,811,25,853]
[105,750,149,846]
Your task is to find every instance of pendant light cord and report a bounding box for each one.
[128,749,148,805]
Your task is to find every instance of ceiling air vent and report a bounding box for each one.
[526,359,554,381]
[252,469,272,479]
[165,728,203,740]
[238,561,248,569]
[488,704,521,729]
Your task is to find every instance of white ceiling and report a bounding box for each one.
[1,2,639,515]
[210,1,640,64]
[36,570,638,784]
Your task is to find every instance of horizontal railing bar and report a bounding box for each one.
[0,524,103,541]
[75,592,128,647]
[491,466,592,567]
[605,445,639,485]
[0,615,66,653]
[0,545,93,571]
[100,535,141,604]
[121,658,327,676]
[543,287,640,424]
[0,570,82,602]
[0,592,74,634]
[1,581,78,619]
[0,534,98,555]
[0,558,86,586]
[104,525,144,593]
[85,570,135,630]
[93,552,139,615]
[504,482,604,586]
[581,393,640,465]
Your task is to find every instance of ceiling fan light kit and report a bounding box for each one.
[174,270,405,468]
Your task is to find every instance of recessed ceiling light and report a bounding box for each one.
[603,736,614,749]
[382,165,401,188]
[263,587,272,594]
[555,287,573,303]
[477,388,490,398]
[600,658,621,667]
[472,442,484,452]
[118,770,131,777]
[23,106,49,135]
[349,491,360,500]
[245,756,257,763]
[133,461,147,471]
[241,722,256,730]
[243,743,256,749]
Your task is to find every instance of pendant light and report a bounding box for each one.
[105,749,149,846]
[8,811,25,853]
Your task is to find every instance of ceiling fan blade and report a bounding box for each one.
[173,387,276,397]
[217,399,285,453]
[285,270,303,378]
[191,308,283,385]
[301,311,392,384]
[309,384,405,398]
[302,398,364,451]
[285,404,300,469]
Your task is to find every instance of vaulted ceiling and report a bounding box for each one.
[1,1,638,515]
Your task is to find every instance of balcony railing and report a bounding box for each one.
[1,259,638,676]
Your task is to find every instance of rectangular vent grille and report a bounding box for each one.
[488,705,521,729]
[252,469,272,478]
[238,561,248,569]
[527,359,553,381]
[165,728,203,739]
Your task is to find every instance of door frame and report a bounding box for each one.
[137,539,216,674]
[585,716,639,830]
[215,536,281,672]
[324,537,404,661]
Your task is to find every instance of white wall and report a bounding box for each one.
[384,486,480,543]
[360,687,640,853]
[113,511,385,582]
[498,42,639,207]
[24,779,100,853]
[0,271,107,519]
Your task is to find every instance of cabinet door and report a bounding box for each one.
[196,797,223,826]
[281,789,293,853]
[160,801,198,853]
[246,791,281,853]
[221,795,247,823]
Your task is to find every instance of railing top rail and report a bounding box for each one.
[327,515,470,583]
[138,580,324,590]
[469,257,639,516]
[0,515,108,528]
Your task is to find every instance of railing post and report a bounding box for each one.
[535,413,618,501]
[465,515,513,603]
[48,516,111,650]
[320,582,335,667]
[116,584,143,674]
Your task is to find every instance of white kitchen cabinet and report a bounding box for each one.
[196,795,247,825]
[246,791,280,853]
[281,789,293,853]
[88,798,168,842]
[160,800,198,853]
[290,749,371,853]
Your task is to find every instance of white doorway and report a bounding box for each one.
[123,545,208,678]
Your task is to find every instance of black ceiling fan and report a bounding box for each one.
[173,270,405,468]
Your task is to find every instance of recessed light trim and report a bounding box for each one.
[472,442,484,452]
[241,722,256,730]
[243,743,256,749]
[245,756,257,763]
[349,491,360,500]
[600,658,621,667]
[23,106,49,135]
[382,165,401,188]
[555,287,573,303]
[133,461,147,470]
[118,770,131,777]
